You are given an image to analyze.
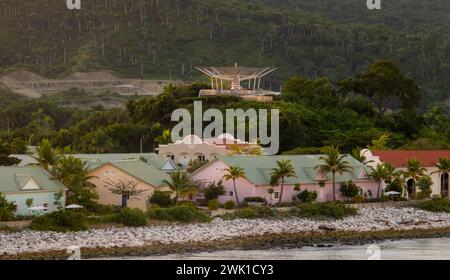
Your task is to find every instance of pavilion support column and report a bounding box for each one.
[211,77,214,90]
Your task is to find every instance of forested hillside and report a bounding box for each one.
[0,0,449,110]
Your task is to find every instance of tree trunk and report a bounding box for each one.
[332,172,336,201]
[279,178,285,204]
[233,179,240,208]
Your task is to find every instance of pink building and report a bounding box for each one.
[191,155,379,204]
[363,149,450,198]
[157,134,260,168]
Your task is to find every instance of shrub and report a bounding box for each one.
[290,202,358,219]
[418,198,450,213]
[88,204,121,215]
[223,200,236,210]
[116,208,148,227]
[385,180,404,194]
[417,176,433,199]
[296,189,318,203]
[148,205,210,223]
[202,181,225,201]
[30,211,88,232]
[340,181,361,198]
[353,195,365,203]
[227,206,276,219]
[242,197,267,207]
[0,193,16,222]
[149,190,174,208]
[208,199,219,210]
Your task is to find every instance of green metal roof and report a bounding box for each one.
[0,166,64,193]
[217,155,369,185]
[10,153,177,171]
[99,160,171,187]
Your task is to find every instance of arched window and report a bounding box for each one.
[441,173,449,198]
[407,179,415,195]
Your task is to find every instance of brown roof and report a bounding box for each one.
[372,150,450,168]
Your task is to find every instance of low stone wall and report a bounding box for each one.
[207,201,417,216]
[0,220,32,229]
[348,201,417,209]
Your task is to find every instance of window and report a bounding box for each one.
[274,192,280,199]
[43,203,48,212]
[167,154,175,160]
[198,154,206,162]
[229,191,234,196]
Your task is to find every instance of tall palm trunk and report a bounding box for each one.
[233,179,240,208]
[332,172,336,201]
[278,178,285,204]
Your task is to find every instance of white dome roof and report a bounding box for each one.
[182,135,203,145]
[217,133,236,140]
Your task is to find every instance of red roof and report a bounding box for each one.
[372,150,450,168]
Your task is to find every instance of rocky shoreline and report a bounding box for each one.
[1,208,450,260]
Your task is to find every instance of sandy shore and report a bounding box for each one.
[1,208,450,259]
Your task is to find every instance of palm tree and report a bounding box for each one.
[351,147,374,165]
[431,157,450,196]
[34,139,59,171]
[270,160,296,204]
[370,164,387,198]
[405,158,427,196]
[315,146,354,201]
[52,155,98,206]
[223,165,246,208]
[163,171,197,204]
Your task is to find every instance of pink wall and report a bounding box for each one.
[192,160,380,204]
[192,160,256,204]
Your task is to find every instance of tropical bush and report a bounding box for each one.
[353,195,365,203]
[417,176,433,199]
[417,198,450,213]
[385,180,404,194]
[223,200,236,210]
[149,190,174,208]
[223,206,276,220]
[202,181,225,201]
[117,208,148,227]
[148,205,210,223]
[340,181,361,198]
[296,189,318,203]
[30,211,88,232]
[290,202,358,219]
[207,199,219,210]
[0,193,16,222]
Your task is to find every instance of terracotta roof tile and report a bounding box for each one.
[372,150,450,168]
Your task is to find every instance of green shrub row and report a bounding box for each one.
[30,211,88,232]
[148,205,210,223]
[417,198,450,213]
[290,202,358,219]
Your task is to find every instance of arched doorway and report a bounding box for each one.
[441,173,449,198]
[407,179,415,196]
